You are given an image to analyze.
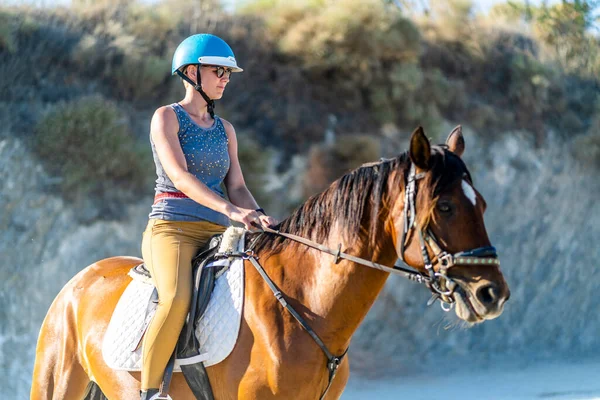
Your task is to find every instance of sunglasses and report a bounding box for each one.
[203,65,233,79]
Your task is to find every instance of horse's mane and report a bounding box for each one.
[251,145,471,257]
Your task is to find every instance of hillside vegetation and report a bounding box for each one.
[2,3,600,397]
[0,0,598,213]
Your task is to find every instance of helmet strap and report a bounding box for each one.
[175,67,215,118]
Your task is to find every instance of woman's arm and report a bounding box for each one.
[222,119,278,227]
[151,107,260,228]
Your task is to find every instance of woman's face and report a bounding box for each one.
[186,64,231,99]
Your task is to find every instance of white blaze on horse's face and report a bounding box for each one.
[461,180,477,207]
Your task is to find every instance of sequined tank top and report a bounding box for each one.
[149,103,231,225]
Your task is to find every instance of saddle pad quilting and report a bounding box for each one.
[102,258,244,371]
[102,281,156,370]
[195,259,244,367]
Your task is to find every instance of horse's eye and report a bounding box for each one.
[438,201,451,213]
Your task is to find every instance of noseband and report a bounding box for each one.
[398,164,500,310]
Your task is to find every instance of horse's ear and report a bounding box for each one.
[446,125,465,157]
[409,126,432,171]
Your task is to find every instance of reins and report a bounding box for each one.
[258,226,429,281]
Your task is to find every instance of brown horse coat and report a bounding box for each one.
[31,127,509,399]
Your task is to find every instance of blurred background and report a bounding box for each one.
[0,0,599,398]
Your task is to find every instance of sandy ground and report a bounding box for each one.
[341,361,600,400]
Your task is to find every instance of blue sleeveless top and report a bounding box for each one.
[149,103,231,225]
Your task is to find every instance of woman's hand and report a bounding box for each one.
[227,206,279,230]
[227,206,264,230]
[258,214,278,228]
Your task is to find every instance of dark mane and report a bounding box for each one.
[251,146,470,257]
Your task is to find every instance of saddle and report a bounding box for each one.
[171,227,245,400]
[104,227,246,400]
[176,231,230,400]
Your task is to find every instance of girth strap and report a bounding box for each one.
[246,256,348,400]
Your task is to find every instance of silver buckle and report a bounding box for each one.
[440,301,454,312]
[438,253,454,269]
[432,273,456,296]
[242,250,256,260]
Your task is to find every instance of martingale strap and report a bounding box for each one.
[245,256,348,400]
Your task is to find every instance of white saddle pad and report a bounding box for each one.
[102,238,245,371]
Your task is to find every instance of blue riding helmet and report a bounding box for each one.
[171,34,243,74]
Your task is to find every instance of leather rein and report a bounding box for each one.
[214,161,500,399]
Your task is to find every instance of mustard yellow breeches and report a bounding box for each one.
[140,219,227,390]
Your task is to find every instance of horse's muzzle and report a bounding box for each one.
[454,279,510,322]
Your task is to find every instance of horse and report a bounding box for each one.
[30,126,510,400]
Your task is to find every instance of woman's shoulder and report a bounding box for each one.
[154,104,178,117]
[216,117,237,143]
[153,105,179,122]
[217,116,235,134]
[151,105,179,135]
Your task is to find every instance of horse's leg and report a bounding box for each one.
[30,283,90,400]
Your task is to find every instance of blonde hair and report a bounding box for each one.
[179,65,195,88]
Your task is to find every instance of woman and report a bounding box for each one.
[140,33,276,400]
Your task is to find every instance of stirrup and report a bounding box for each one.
[141,389,172,400]
[149,394,172,400]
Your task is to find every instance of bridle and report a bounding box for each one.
[398,163,500,310]
[246,162,500,309]
[215,159,500,399]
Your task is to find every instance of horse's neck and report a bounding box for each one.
[280,223,397,355]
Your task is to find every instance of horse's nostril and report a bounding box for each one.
[477,284,499,305]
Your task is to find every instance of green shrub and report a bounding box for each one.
[303,134,380,197]
[32,95,152,200]
[489,1,600,76]
[0,10,17,53]
[69,5,172,103]
[111,54,171,102]
[572,133,600,170]
[386,64,448,129]
[573,105,600,168]
[429,0,475,43]
[467,102,500,132]
[235,132,275,208]
[333,134,381,166]
[125,3,181,54]
[243,0,420,73]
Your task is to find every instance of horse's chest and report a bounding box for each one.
[248,353,339,399]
